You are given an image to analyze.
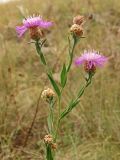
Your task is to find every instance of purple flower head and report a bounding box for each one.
[16,15,53,38]
[75,50,107,72]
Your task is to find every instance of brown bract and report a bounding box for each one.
[70,24,83,37]
[73,15,85,25]
[29,27,44,40]
[44,134,53,144]
[84,61,96,73]
[41,88,55,102]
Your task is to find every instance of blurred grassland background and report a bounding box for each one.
[0,0,120,159]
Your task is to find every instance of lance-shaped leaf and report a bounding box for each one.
[47,73,61,97]
[60,64,67,88]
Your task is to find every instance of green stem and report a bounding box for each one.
[59,74,93,120]
[46,102,55,160]
[47,101,54,134]
[54,87,64,142]
[46,144,54,160]
[67,37,77,72]
[53,95,61,141]
[35,40,47,65]
[75,74,92,103]
[54,36,78,142]
[54,118,60,142]
[77,76,92,99]
[35,40,56,160]
[58,94,62,117]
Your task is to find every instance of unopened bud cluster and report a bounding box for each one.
[70,15,85,37]
[44,134,57,149]
[41,88,55,103]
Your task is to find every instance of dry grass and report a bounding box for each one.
[0,0,120,159]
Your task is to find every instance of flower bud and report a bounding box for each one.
[41,88,55,103]
[44,134,53,144]
[70,24,83,37]
[29,27,44,40]
[73,15,85,25]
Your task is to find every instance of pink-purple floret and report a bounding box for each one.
[75,51,107,69]
[16,16,53,37]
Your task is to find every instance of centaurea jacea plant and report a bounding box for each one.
[16,15,107,160]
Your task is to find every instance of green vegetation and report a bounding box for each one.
[0,0,120,159]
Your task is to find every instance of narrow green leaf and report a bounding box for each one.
[47,74,61,97]
[61,64,67,88]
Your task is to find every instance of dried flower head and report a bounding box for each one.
[73,15,85,25]
[16,15,53,40]
[70,24,83,37]
[41,88,55,103]
[75,50,107,73]
[44,134,53,144]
